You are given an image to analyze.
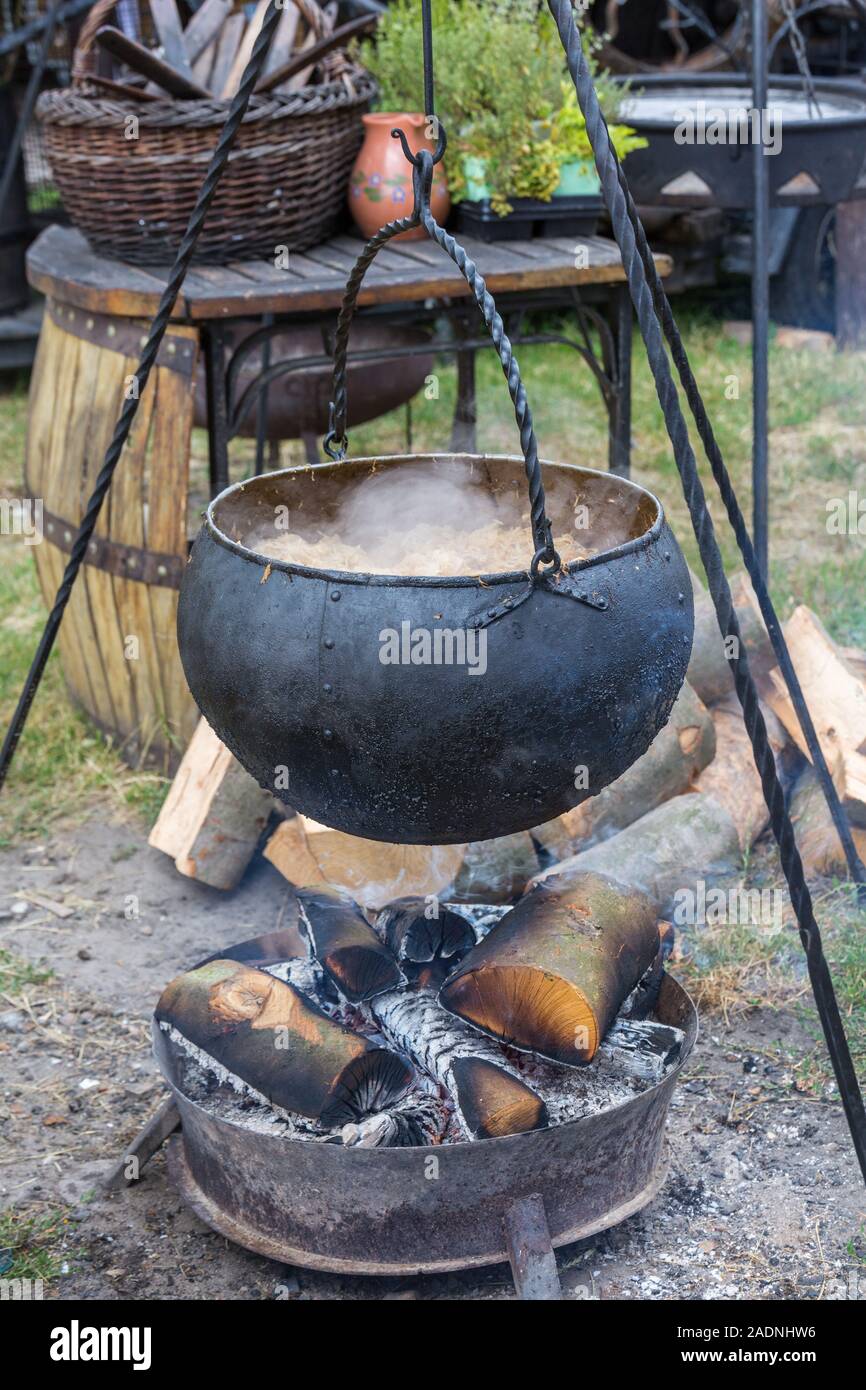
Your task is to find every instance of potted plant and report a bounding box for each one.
[357,0,645,234]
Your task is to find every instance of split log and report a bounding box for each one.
[440,872,660,1066]
[687,568,736,704]
[340,1095,449,1148]
[154,960,411,1127]
[369,987,549,1140]
[264,816,465,910]
[596,1018,684,1085]
[297,887,404,1002]
[788,764,866,878]
[686,569,778,705]
[533,793,742,917]
[203,920,309,970]
[692,694,791,849]
[562,682,715,846]
[766,606,866,826]
[374,897,475,965]
[450,831,539,903]
[148,717,274,890]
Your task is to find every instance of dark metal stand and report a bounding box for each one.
[201,283,636,494]
[200,284,635,493]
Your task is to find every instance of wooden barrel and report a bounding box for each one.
[25,297,199,769]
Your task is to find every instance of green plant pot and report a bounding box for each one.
[554,159,601,197]
[462,155,492,202]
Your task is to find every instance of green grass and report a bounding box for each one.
[0,947,53,995]
[0,1205,77,1285]
[2,308,866,834]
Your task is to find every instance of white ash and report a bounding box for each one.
[509,1050,643,1127]
[157,1021,326,1140]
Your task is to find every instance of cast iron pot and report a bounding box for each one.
[177,452,694,844]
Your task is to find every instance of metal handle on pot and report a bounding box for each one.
[324,142,560,574]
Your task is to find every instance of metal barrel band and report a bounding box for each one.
[324,142,558,570]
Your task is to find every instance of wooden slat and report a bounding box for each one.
[183,0,232,64]
[221,0,269,98]
[145,329,200,759]
[205,11,244,103]
[27,225,672,320]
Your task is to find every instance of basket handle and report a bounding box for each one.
[324,141,559,573]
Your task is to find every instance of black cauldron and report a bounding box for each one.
[177,453,693,844]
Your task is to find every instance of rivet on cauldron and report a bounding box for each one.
[678,592,685,604]
[487,608,496,618]
[128,556,137,569]
[323,638,334,649]
[664,551,671,561]
[323,683,333,694]
[331,591,341,601]
[323,729,333,740]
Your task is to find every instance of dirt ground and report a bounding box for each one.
[1,806,863,1302]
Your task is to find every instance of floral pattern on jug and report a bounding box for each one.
[349,112,450,242]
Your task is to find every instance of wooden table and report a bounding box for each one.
[25,223,671,767]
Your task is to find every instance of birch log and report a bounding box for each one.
[340,1095,449,1147]
[369,988,549,1140]
[297,887,404,1002]
[596,1018,684,1084]
[440,872,660,1066]
[154,960,411,1126]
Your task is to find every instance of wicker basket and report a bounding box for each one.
[37,0,375,265]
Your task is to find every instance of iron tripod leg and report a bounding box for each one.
[607,283,633,478]
[203,322,231,498]
[103,1096,181,1189]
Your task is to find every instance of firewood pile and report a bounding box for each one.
[79,0,369,103]
[150,572,866,1146]
[155,877,684,1146]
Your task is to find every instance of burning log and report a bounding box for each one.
[439,872,660,1066]
[148,717,274,890]
[532,793,742,916]
[596,1018,684,1085]
[340,1095,449,1148]
[374,897,475,964]
[563,682,715,847]
[369,987,549,1140]
[264,816,465,909]
[155,959,411,1127]
[297,887,404,1002]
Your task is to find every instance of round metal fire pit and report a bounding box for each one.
[177,454,693,845]
[618,75,866,208]
[161,974,696,1277]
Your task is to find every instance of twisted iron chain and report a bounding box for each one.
[0,0,286,788]
[546,0,866,1181]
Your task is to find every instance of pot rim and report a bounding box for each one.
[203,453,668,589]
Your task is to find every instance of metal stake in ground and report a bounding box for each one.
[0,0,285,792]
[546,0,866,1186]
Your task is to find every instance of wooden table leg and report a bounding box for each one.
[450,315,478,454]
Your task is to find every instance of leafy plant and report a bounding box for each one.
[357,0,643,214]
